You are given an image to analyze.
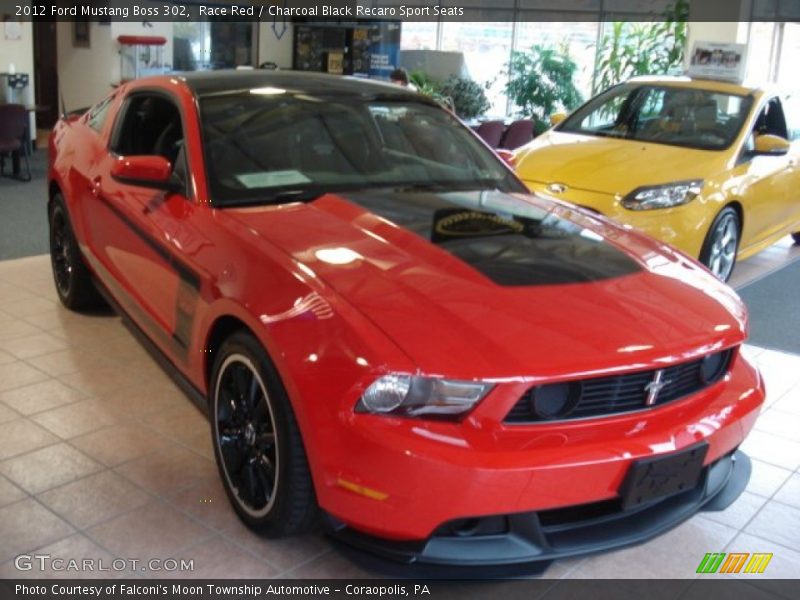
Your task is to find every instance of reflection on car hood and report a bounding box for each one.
[225,189,747,378]
[515,131,730,197]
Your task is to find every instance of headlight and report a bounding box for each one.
[621,180,703,211]
[357,374,494,420]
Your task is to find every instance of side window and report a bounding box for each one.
[782,95,800,142]
[111,94,185,167]
[752,97,789,140]
[87,95,115,133]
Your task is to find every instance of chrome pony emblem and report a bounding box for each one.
[644,370,673,406]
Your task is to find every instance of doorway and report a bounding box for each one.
[33,21,59,130]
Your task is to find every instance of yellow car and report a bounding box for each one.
[514,76,800,281]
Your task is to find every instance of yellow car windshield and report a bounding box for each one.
[560,84,754,151]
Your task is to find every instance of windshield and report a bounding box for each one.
[199,93,523,206]
[559,84,754,150]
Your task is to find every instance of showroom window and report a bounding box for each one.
[514,19,600,99]
[777,22,800,87]
[745,0,800,86]
[745,22,778,83]
[396,4,675,118]
[400,22,439,50]
[745,21,800,86]
[440,20,514,116]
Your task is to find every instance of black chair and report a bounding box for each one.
[499,119,535,150]
[475,120,506,148]
[0,104,31,181]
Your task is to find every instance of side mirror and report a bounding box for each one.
[550,112,567,126]
[753,134,791,156]
[111,155,182,192]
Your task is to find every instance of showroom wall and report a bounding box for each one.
[258,21,294,68]
[56,21,116,110]
[0,20,33,75]
[57,20,296,95]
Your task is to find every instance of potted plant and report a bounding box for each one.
[505,44,583,134]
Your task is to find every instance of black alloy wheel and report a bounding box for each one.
[48,195,104,310]
[214,353,280,517]
[210,332,317,535]
[50,206,72,298]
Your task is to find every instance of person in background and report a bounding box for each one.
[390,68,410,87]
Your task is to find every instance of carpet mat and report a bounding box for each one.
[0,150,49,260]
[737,257,800,354]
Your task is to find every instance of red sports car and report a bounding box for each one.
[48,71,764,570]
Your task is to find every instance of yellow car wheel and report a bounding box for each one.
[699,207,740,282]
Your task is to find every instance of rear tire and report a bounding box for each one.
[48,194,104,310]
[792,232,800,245]
[699,207,740,282]
[210,331,317,536]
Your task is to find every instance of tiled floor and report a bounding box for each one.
[0,254,798,580]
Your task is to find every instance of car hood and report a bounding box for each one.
[514,131,730,197]
[225,189,746,379]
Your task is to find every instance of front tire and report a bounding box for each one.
[699,207,740,282]
[210,331,317,536]
[792,232,800,245]
[48,194,104,310]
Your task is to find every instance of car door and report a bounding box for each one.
[85,90,202,359]
[735,96,796,249]
[63,94,118,247]
[781,93,800,229]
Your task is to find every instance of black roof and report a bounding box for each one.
[175,69,419,99]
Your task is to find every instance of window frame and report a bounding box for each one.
[108,88,194,201]
[86,93,117,134]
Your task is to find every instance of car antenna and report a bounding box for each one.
[60,89,67,119]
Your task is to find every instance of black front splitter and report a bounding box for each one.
[324,450,751,578]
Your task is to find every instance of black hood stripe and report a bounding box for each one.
[340,189,640,286]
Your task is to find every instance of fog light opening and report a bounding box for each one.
[531,382,581,419]
[451,518,482,537]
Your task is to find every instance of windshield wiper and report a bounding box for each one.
[264,189,326,203]
[388,179,502,193]
[219,188,326,208]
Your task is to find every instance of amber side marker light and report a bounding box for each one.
[336,478,389,501]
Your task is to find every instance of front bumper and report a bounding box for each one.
[326,449,750,570]
[317,353,763,543]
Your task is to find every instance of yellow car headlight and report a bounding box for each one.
[621,180,704,211]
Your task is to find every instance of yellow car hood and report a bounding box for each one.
[515,131,729,197]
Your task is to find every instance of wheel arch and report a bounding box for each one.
[724,199,744,236]
[48,179,63,208]
[203,314,253,392]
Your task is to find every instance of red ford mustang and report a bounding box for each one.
[48,71,764,570]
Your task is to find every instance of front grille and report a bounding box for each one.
[505,348,735,423]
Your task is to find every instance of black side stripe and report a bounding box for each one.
[96,192,200,353]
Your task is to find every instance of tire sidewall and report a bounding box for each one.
[209,332,303,533]
[49,196,77,302]
[700,206,740,282]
